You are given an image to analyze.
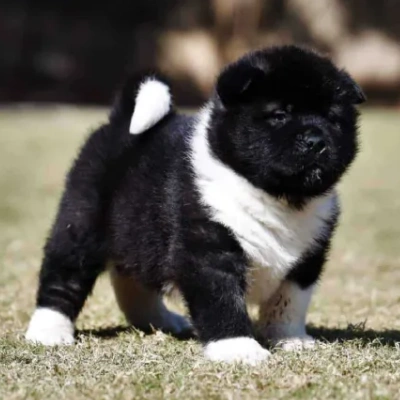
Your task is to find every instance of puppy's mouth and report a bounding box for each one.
[301,144,330,168]
[309,167,323,182]
[297,145,335,185]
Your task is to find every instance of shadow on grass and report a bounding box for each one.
[308,323,400,347]
[77,323,400,347]
[76,325,195,342]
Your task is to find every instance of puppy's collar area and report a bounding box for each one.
[129,78,172,135]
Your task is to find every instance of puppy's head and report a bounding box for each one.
[208,45,364,205]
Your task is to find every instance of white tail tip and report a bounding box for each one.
[129,78,171,135]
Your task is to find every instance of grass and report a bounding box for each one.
[1,106,400,399]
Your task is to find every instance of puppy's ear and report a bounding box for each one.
[216,61,265,107]
[340,70,366,104]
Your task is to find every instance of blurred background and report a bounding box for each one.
[1,0,400,106]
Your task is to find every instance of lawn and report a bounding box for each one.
[1,106,400,399]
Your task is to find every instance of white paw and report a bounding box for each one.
[25,308,74,346]
[204,337,270,365]
[274,335,315,351]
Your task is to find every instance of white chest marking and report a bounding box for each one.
[191,106,338,293]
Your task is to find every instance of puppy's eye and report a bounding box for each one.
[270,110,287,122]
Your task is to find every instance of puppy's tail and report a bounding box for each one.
[109,73,173,135]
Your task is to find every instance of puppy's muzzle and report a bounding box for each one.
[303,127,326,154]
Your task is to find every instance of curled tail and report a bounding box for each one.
[109,73,173,135]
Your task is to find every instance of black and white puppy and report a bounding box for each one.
[26,45,364,364]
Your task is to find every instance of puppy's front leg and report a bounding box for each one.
[259,243,330,350]
[259,280,315,351]
[178,254,270,365]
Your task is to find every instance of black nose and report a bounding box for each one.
[304,129,325,153]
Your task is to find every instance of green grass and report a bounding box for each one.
[1,106,400,399]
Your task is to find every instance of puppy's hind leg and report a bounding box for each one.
[25,125,119,346]
[109,267,191,336]
[25,208,106,346]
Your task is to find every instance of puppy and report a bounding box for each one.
[26,45,364,364]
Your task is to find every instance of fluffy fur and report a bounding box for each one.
[192,105,338,301]
[129,77,171,134]
[26,45,364,364]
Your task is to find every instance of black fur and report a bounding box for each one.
[212,46,362,205]
[33,45,363,345]
[286,210,339,288]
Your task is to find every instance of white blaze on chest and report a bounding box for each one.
[191,106,337,282]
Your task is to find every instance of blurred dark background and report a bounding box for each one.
[1,0,400,106]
